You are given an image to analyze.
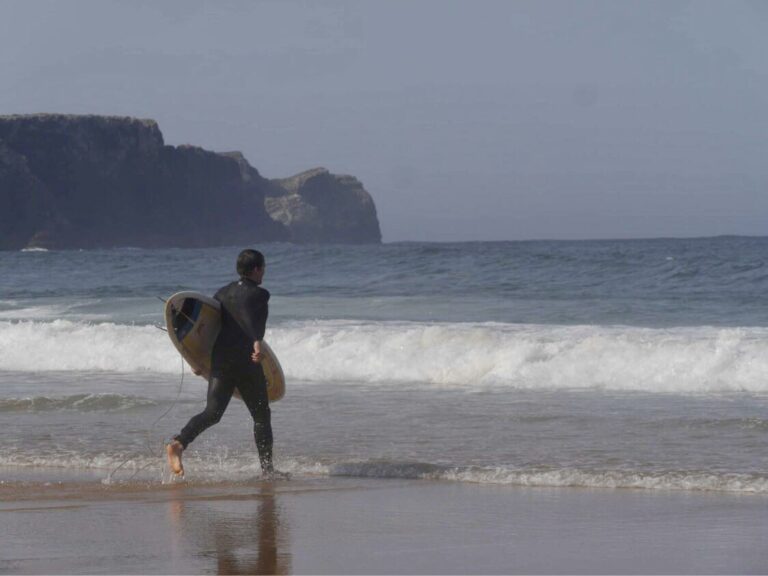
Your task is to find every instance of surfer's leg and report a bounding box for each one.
[236,364,273,473]
[175,373,236,449]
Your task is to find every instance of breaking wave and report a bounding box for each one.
[1,319,768,393]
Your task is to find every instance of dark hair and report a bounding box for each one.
[236,249,265,277]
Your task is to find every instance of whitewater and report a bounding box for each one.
[2,238,768,493]
[2,319,768,393]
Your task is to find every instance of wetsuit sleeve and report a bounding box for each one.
[239,289,270,341]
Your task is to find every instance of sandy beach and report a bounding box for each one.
[2,471,768,575]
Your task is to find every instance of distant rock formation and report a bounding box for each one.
[266,168,382,244]
[0,114,382,250]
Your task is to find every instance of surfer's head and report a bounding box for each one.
[237,249,266,283]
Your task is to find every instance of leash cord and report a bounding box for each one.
[105,350,186,484]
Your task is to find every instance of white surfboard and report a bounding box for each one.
[164,291,285,402]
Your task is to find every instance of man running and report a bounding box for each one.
[167,249,274,477]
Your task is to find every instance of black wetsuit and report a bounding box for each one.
[175,277,273,471]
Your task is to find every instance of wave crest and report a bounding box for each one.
[0,393,156,412]
[2,319,768,393]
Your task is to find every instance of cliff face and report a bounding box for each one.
[0,114,381,249]
[0,115,173,248]
[0,139,54,249]
[266,168,382,244]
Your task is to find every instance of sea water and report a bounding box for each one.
[1,237,768,492]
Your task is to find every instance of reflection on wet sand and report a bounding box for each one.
[168,485,292,575]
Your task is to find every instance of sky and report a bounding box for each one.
[1,0,767,242]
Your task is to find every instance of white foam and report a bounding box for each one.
[436,467,768,494]
[269,321,768,393]
[0,320,172,372]
[329,462,768,493]
[2,319,768,393]
[0,452,326,485]
[2,451,767,494]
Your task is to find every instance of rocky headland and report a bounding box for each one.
[0,114,381,250]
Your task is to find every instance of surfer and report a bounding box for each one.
[167,249,275,477]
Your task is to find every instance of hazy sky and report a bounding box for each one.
[1,0,767,241]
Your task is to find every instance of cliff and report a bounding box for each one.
[0,114,381,249]
[266,168,382,244]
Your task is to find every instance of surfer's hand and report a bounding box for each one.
[251,341,263,364]
[192,368,202,376]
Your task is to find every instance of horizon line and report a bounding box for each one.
[383,234,768,245]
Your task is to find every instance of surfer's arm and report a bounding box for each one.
[240,290,269,341]
[238,290,269,363]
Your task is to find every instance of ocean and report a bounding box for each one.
[2,237,768,493]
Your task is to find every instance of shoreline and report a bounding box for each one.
[3,472,768,574]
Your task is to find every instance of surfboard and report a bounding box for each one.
[164,291,285,403]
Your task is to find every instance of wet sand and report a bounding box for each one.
[2,473,768,574]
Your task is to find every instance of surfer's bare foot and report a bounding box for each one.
[166,440,184,476]
[262,469,291,480]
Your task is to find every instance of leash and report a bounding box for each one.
[104,298,187,483]
[105,352,185,483]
